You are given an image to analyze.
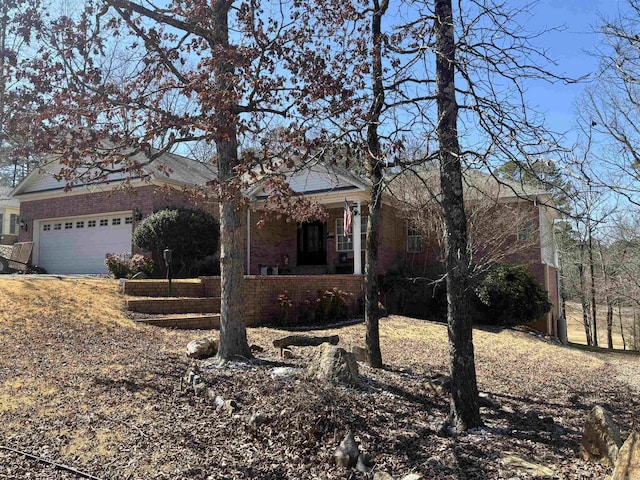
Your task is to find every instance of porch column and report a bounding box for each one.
[353,199,362,275]
[246,208,251,275]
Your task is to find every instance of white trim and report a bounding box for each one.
[246,208,251,275]
[353,200,362,275]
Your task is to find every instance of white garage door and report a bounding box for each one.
[38,213,133,274]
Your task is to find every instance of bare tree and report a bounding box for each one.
[581,0,640,204]
[0,0,43,186]
[17,0,351,362]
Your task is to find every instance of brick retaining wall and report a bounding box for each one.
[200,275,364,326]
[124,279,205,297]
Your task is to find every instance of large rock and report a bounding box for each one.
[333,431,360,467]
[307,343,360,385]
[611,431,640,480]
[186,338,218,359]
[580,405,622,466]
[502,455,554,478]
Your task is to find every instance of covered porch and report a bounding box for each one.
[245,197,369,276]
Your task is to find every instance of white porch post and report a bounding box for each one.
[246,208,251,275]
[353,199,362,275]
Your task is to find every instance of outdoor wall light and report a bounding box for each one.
[19,217,28,231]
[133,207,143,221]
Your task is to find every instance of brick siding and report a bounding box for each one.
[201,275,364,326]
[126,297,220,314]
[124,279,205,297]
[18,185,215,245]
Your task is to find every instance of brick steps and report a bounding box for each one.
[123,279,205,298]
[126,296,221,314]
[134,313,220,330]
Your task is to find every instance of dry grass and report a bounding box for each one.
[0,277,639,479]
[565,301,639,350]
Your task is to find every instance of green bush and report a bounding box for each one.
[378,271,448,321]
[105,253,154,279]
[133,207,219,277]
[474,263,551,326]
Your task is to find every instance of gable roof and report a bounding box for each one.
[246,161,368,200]
[11,148,217,199]
[0,186,19,208]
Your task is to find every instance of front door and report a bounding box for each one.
[297,221,326,266]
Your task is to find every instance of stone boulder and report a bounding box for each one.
[611,431,640,480]
[580,405,622,466]
[502,454,554,478]
[352,346,368,363]
[307,343,360,385]
[186,338,218,359]
[333,431,360,467]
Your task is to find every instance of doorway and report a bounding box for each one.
[297,221,326,266]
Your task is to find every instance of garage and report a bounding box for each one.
[36,213,134,274]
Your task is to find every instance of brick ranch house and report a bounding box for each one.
[10,153,562,336]
[11,150,216,274]
[247,163,562,336]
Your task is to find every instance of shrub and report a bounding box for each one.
[474,263,551,326]
[378,270,448,321]
[129,254,155,277]
[105,253,154,279]
[133,207,219,277]
[269,288,353,327]
[105,253,131,279]
[314,288,352,324]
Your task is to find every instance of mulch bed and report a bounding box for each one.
[0,298,638,479]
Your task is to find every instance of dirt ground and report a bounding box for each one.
[0,277,638,479]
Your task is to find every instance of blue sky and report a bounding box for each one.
[519,0,628,145]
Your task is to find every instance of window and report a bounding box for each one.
[125,217,133,225]
[9,214,18,235]
[360,216,368,246]
[336,219,352,251]
[88,220,96,228]
[0,214,3,234]
[335,216,368,252]
[99,219,108,227]
[54,223,62,230]
[65,222,73,229]
[76,221,84,229]
[112,218,121,226]
[407,224,423,253]
[517,221,534,242]
[43,224,51,231]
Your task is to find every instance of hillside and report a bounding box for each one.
[0,277,638,479]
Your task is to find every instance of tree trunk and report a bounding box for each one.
[212,2,251,362]
[588,224,598,346]
[618,304,626,351]
[606,301,614,349]
[434,0,482,431]
[363,0,389,369]
[578,245,593,346]
[633,309,638,350]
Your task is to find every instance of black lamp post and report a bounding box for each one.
[163,247,173,296]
